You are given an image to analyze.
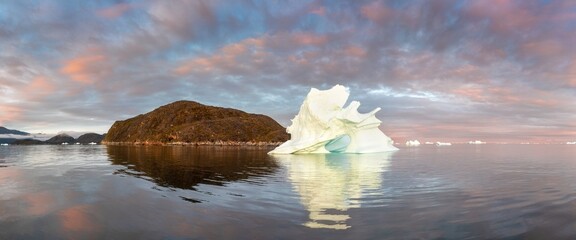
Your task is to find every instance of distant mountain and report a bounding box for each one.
[12,139,45,145]
[57,131,96,139]
[103,100,289,145]
[0,127,29,135]
[76,133,105,144]
[0,138,18,144]
[45,134,76,144]
[11,133,105,145]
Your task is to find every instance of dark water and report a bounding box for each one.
[1,144,576,239]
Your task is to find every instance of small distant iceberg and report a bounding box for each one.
[88,142,97,145]
[405,140,421,146]
[424,141,434,145]
[468,140,486,145]
[436,142,452,146]
[0,143,8,146]
[61,142,69,145]
[567,141,576,145]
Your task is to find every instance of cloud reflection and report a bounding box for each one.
[273,153,392,229]
[58,204,98,234]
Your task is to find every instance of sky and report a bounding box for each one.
[1,0,575,143]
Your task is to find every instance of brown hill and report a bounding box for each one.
[102,101,288,145]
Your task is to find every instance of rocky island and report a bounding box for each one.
[102,100,289,145]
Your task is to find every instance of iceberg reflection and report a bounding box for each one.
[273,152,392,229]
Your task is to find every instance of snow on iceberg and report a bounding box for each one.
[269,85,398,154]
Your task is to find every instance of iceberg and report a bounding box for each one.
[269,85,398,154]
[435,142,452,146]
[405,140,421,146]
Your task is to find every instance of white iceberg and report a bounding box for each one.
[468,140,486,144]
[269,85,398,154]
[405,140,421,146]
[435,142,452,146]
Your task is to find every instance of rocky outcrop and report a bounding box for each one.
[103,101,289,145]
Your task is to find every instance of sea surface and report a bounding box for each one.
[1,144,576,239]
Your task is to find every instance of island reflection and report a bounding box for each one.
[272,153,392,230]
[106,145,279,190]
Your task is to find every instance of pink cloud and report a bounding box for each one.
[286,45,368,71]
[174,57,215,75]
[0,105,22,125]
[459,41,507,66]
[551,11,576,22]
[451,84,564,109]
[388,118,576,144]
[175,31,368,80]
[567,61,576,86]
[174,36,271,76]
[466,87,523,106]
[361,1,394,24]
[309,6,326,16]
[61,54,107,84]
[451,86,488,102]
[147,0,217,41]
[25,76,56,100]
[520,39,563,59]
[465,0,538,34]
[287,54,309,66]
[242,38,265,48]
[221,43,247,56]
[291,32,328,46]
[97,3,133,19]
[344,46,367,58]
[174,31,335,80]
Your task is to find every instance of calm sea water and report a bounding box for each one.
[1,144,576,239]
